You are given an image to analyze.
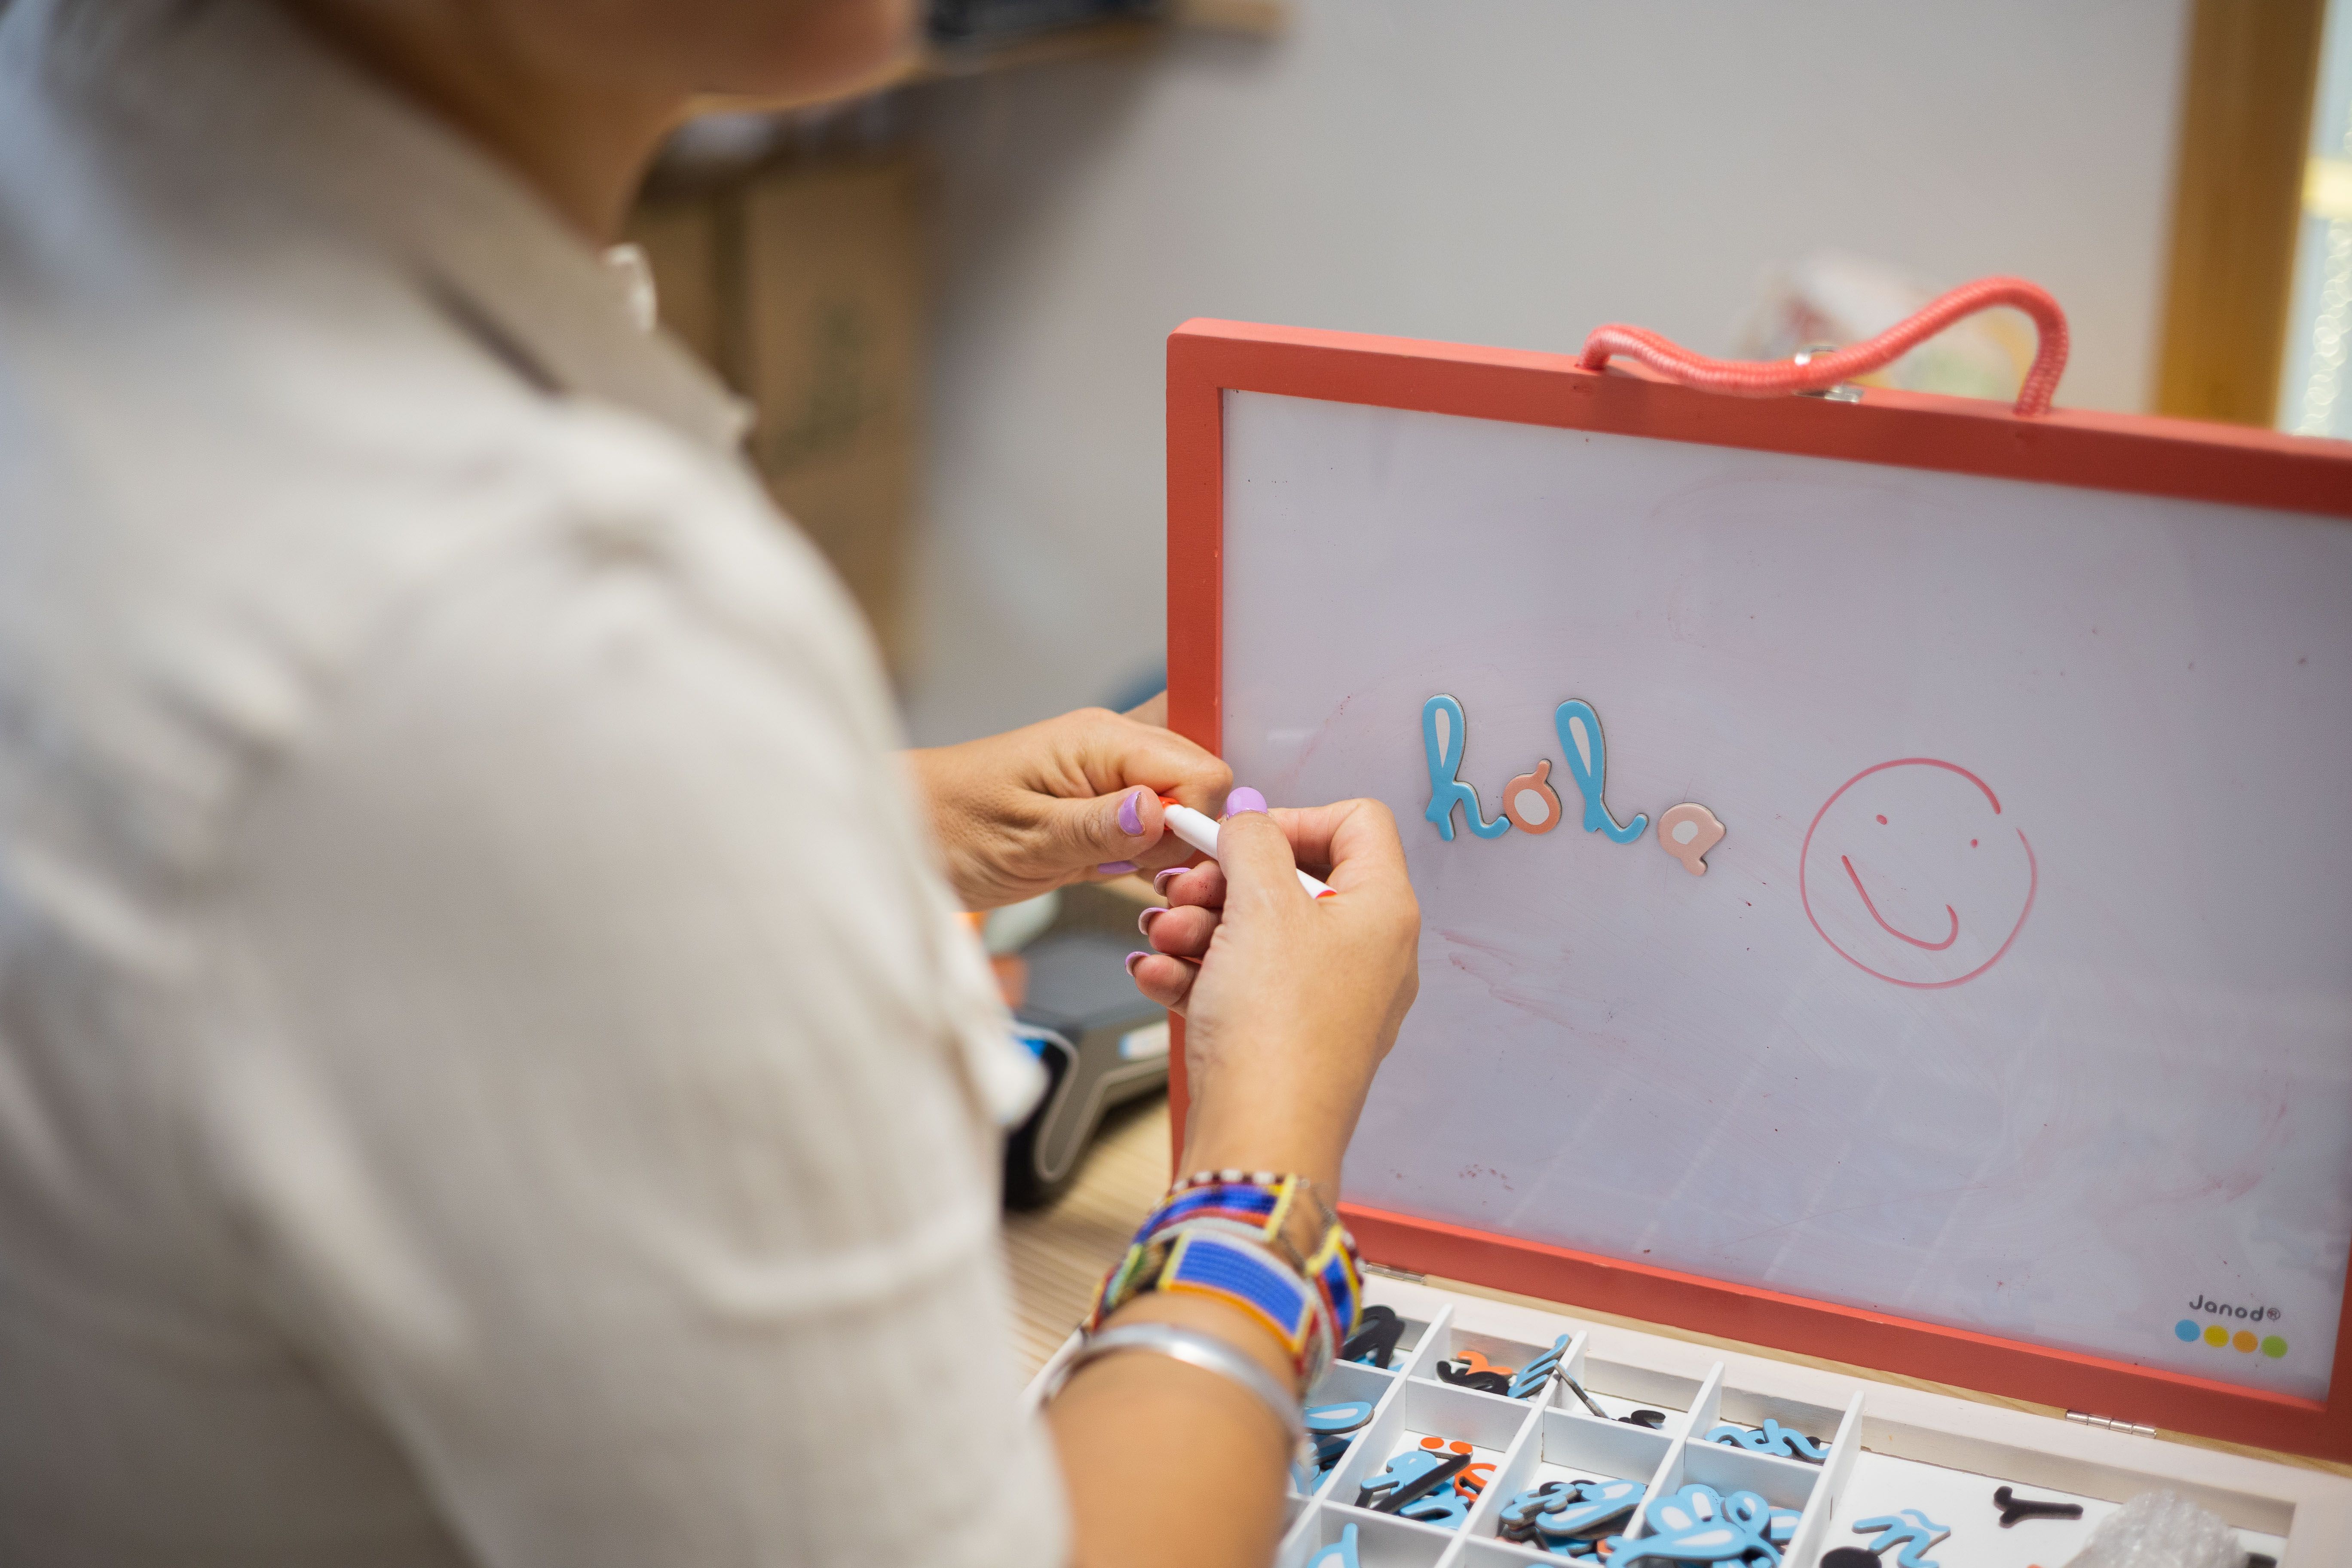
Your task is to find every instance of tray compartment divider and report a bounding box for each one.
[1784,1389,1866,1567]
[1432,1394,1547,1568]
[1392,1304,1458,1381]
[1618,1362,1727,1548]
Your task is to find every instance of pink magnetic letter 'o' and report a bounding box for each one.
[1501,759,1564,835]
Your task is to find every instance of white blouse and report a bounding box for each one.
[0,1,1062,1563]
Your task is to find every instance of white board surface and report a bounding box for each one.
[1220,389,2352,1400]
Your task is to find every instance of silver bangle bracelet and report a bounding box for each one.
[1046,1323,1306,1448]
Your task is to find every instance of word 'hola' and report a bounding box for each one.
[1421,693,1724,875]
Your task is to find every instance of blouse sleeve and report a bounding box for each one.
[199,522,1067,1568]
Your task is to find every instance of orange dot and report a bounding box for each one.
[1449,1440,1474,1455]
[2202,1324,2229,1347]
[2233,1330,2259,1353]
[1419,1436,1444,1450]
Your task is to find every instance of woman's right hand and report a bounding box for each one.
[1053,794,1415,1568]
[1127,792,1421,1194]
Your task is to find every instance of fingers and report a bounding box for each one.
[1213,807,1309,913]
[1269,799,1412,896]
[1140,902,1218,961]
[1127,829,1200,876]
[1154,859,1227,910]
[1145,800,1409,904]
[1024,704,1234,879]
[1124,950,1198,1013]
[1040,784,1167,876]
[1067,707,1231,814]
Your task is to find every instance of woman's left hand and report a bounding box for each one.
[906,696,1232,909]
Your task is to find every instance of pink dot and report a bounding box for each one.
[1970,839,1979,847]
[1875,815,1887,824]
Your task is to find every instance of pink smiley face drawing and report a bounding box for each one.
[1799,758,2037,988]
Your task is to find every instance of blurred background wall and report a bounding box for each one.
[898,0,2192,744]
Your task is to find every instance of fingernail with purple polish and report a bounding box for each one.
[1097,860,1139,875]
[1153,867,1185,894]
[1118,787,1146,837]
[1124,951,1149,976]
[1137,907,1164,937]
[1224,786,1268,818]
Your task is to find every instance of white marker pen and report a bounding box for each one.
[1156,796,1335,899]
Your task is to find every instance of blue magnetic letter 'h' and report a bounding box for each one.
[1554,700,1648,844]
[1422,695,1509,842]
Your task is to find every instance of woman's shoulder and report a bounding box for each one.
[0,4,893,878]
[0,243,885,882]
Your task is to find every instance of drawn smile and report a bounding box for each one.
[1801,758,2035,990]
[1840,854,1959,951]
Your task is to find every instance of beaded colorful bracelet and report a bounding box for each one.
[1141,1173,1362,1343]
[1084,1172,1364,1389]
[1090,1227,1333,1384]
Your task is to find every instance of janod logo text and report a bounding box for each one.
[2176,1297,2287,1360]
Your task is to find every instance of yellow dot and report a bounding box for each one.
[2203,1324,2229,1347]
[2233,1330,2259,1353]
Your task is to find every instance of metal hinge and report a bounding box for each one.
[2066,1410,2158,1438]
[1361,1262,1426,1283]
[1792,344,1866,403]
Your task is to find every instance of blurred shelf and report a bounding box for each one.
[692,0,1288,118]
[636,2,1288,667]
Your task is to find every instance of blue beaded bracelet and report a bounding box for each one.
[1086,1173,1362,1387]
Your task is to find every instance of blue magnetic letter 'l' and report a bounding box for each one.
[1553,700,1648,844]
[1422,695,1509,841]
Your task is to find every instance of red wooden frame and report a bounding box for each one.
[1163,316,2352,1464]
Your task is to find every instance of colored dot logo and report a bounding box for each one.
[2175,1319,2287,1359]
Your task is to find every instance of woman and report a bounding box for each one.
[0,1,1421,1565]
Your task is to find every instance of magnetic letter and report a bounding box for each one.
[1501,759,1564,835]
[1554,700,1648,844]
[1422,694,1509,841]
[1657,802,1727,876]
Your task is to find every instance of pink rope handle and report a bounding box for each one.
[1578,276,2070,417]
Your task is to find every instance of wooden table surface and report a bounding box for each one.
[1001,1094,1173,1375]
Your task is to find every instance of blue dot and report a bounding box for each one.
[2174,1319,2200,1342]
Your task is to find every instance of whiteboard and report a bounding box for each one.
[1220,389,2352,1402]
